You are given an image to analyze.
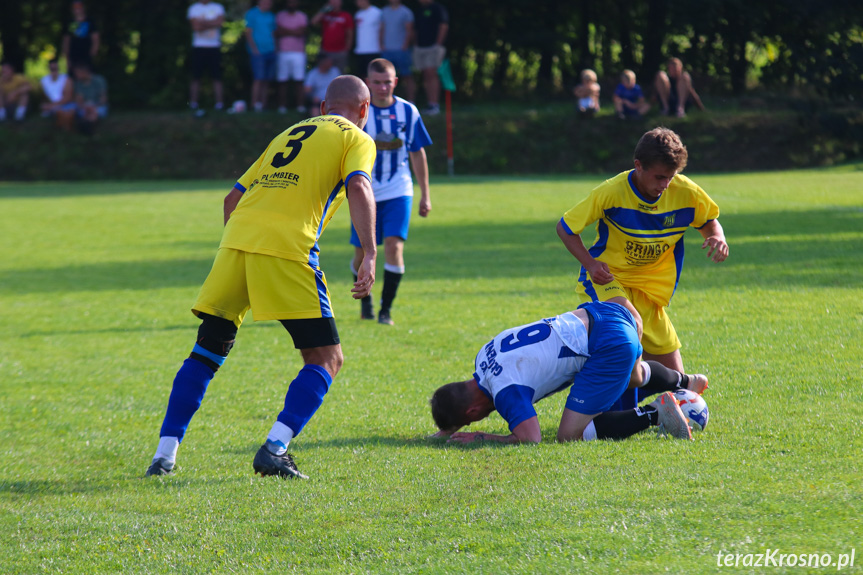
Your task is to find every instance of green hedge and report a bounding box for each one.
[2,103,861,181]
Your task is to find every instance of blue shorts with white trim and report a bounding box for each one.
[349,195,412,246]
[564,301,642,414]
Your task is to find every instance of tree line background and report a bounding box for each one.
[1,0,860,109]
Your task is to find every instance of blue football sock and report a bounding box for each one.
[275,364,333,438]
[159,357,215,440]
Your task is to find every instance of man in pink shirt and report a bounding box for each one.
[311,0,354,73]
[275,0,308,113]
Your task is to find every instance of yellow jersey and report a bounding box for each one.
[222,115,376,266]
[560,170,720,306]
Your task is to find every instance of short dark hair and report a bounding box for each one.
[429,381,473,431]
[633,127,688,171]
[367,58,395,77]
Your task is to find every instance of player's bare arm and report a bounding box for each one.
[409,149,431,217]
[698,219,728,263]
[347,175,377,299]
[223,186,243,224]
[556,220,614,284]
[448,416,542,445]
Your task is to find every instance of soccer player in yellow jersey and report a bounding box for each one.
[147,76,378,480]
[557,127,728,373]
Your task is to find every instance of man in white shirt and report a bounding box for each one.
[353,0,382,80]
[303,55,340,112]
[187,0,225,113]
[40,58,72,118]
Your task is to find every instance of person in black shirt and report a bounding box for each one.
[411,0,448,115]
[62,1,100,69]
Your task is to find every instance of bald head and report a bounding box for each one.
[322,75,371,128]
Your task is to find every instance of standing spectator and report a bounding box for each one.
[187,0,225,114]
[380,0,415,101]
[244,0,277,112]
[0,61,32,122]
[311,0,354,74]
[145,76,378,481]
[275,0,308,114]
[350,58,432,325]
[72,62,108,134]
[654,57,705,117]
[573,68,600,116]
[304,55,340,113]
[412,0,448,115]
[353,0,382,78]
[613,69,650,119]
[62,1,99,69]
[39,58,72,118]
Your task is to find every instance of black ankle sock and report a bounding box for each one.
[639,360,689,396]
[380,270,403,314]
[591,406,657,439]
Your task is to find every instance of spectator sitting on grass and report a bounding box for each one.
[654,57,705,118]
[72,62,107,134]
[40,58,74,118]
[613,69,650,119]
[0,60,32,122]
[573,69,600,116]
[304,55,340,114]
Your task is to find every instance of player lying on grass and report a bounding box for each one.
[430,298,708,444]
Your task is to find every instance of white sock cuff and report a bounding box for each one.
[155,436,180,463]
[384,263,405,274]
[267,421,295,449]
[639,360,651,387]
[582,421,597,441]
[349,260,359,276]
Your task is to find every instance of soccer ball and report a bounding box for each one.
[672,389,709,431]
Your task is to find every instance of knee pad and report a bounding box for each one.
[190,313,238,370]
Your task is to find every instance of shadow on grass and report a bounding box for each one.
[1,208,860,294]
[18,320,281,338]
[0,180,231,199]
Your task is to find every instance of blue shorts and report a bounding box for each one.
[250,52,276,81]
[382,50,413,76]
[349,195,412,247]
[564,301,642,414]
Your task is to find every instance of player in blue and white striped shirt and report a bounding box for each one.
[350,58,433,325]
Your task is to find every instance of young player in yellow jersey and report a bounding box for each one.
[557,127,728,373]
[147,76,378,480]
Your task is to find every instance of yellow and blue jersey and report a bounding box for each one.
[560,170,720,306]
[221,115,376,267]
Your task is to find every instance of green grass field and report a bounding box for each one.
[1,168,862,574]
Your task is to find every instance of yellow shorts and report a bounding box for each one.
[193,248,334,328]
[576,280,680,356]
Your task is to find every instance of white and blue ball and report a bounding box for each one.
[672,389,709,431]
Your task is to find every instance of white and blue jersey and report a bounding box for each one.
[473,312,589,431]
[473,302,643,429]
[364,96,432,202]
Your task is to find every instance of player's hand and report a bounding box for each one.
[702,236,729,263]
[418,198,431,218]
[447,432,486,444]
[587,260,614,285]
[351,254,376,299]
